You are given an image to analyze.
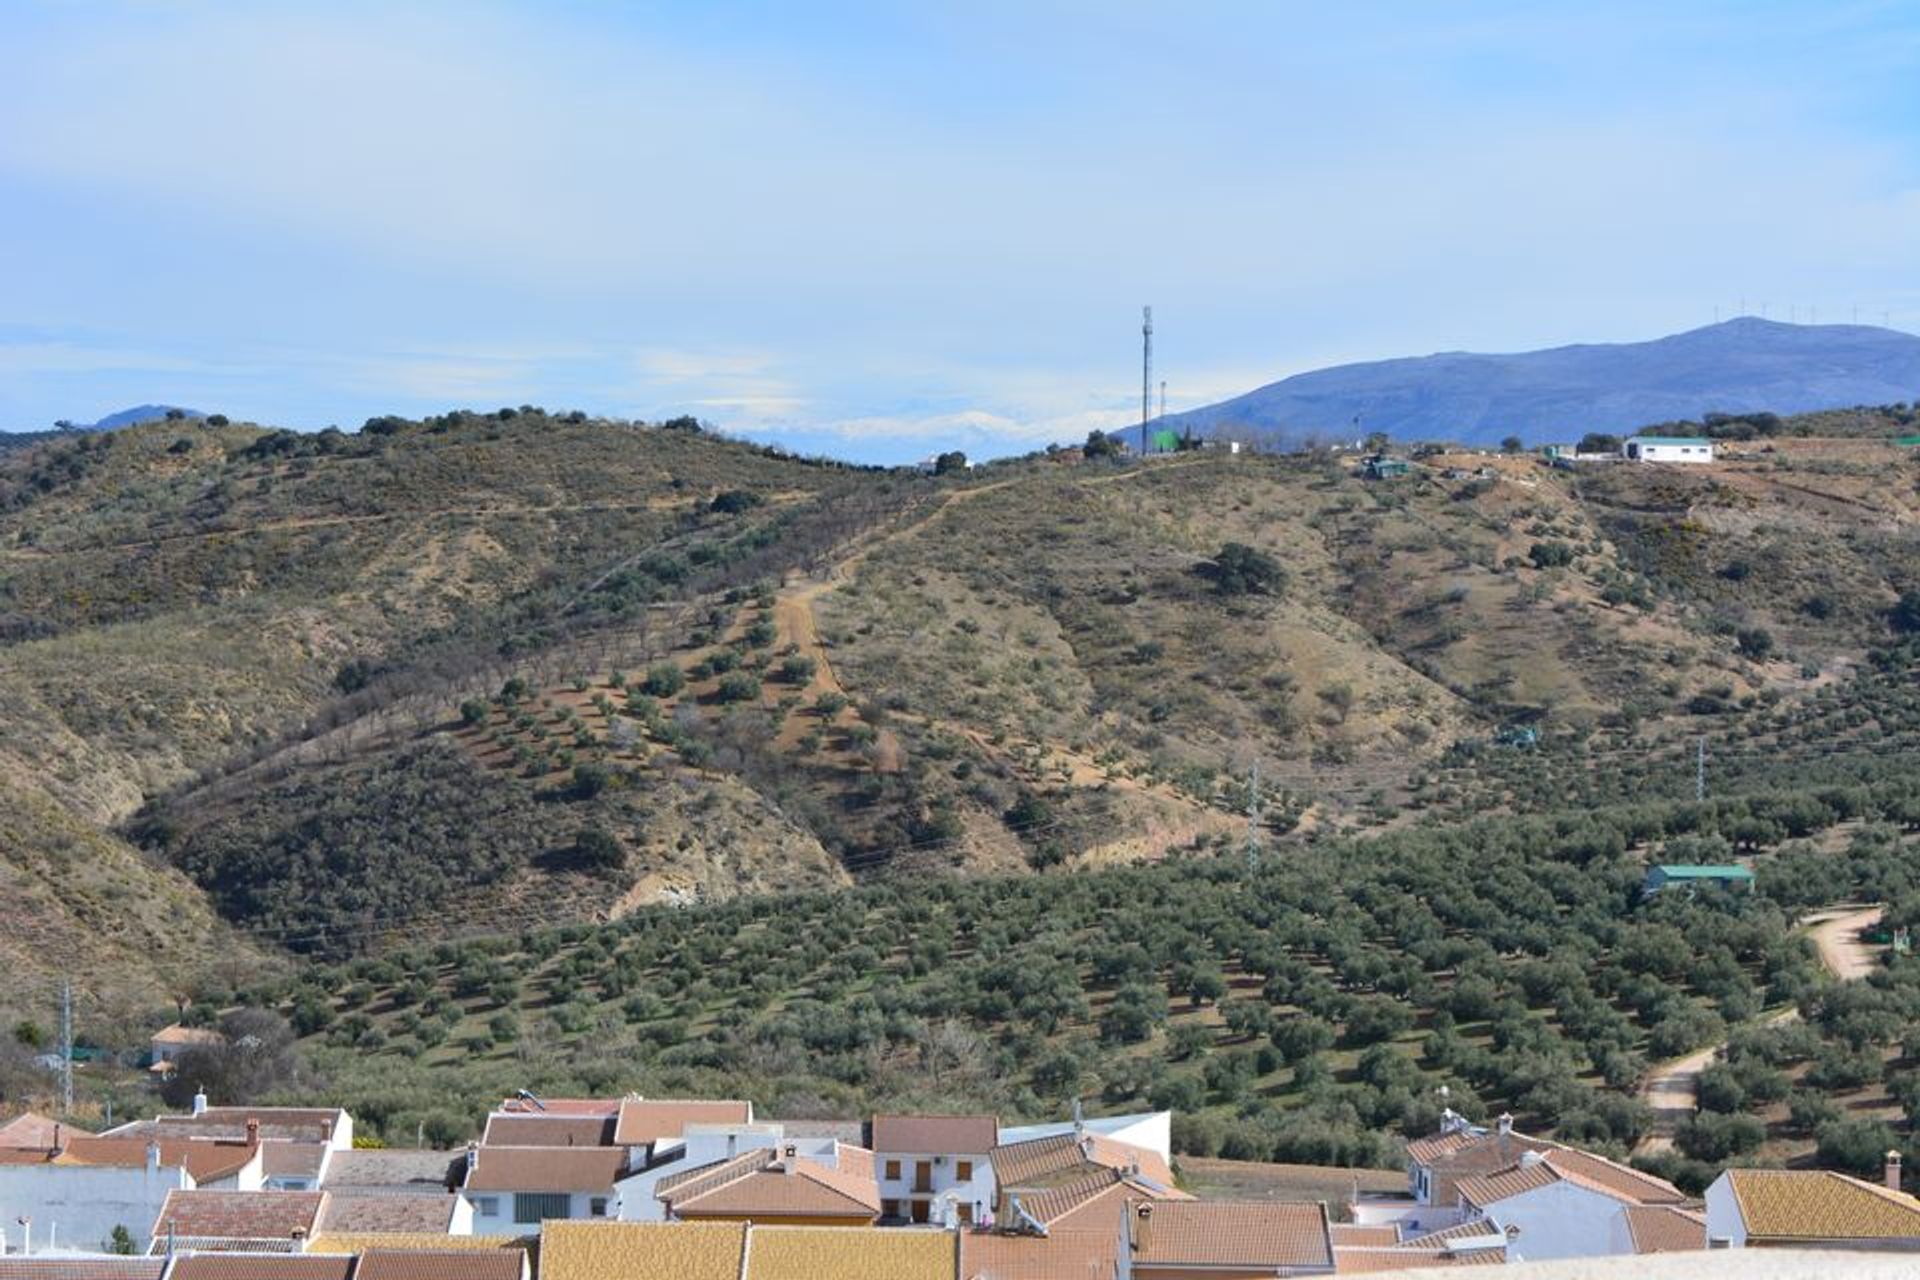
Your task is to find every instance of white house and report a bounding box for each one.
[460,1145,626,1233]
[1623,436,1715,463]
[1456,1152,1655,1263]
[0,1143,195,1253]
[612,1123,797,1221]
[1705,1165,1920,1249]
[868,1114,996,1226]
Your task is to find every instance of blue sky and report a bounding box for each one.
[1,1,1915,462]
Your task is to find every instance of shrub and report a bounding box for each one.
[1529,541,1576,569]
[1207,542,1288,596]
[642,664,685,697]
[573,827,624,872]
[716,672,761,703]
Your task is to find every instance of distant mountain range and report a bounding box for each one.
[1163,318,1920,447]
[75,404,205,431]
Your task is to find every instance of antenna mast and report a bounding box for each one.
[1141,306,1153,454]
[61,981,73,1116]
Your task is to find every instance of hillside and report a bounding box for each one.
[1,409,1916,1033]
[1164,318,1920,447]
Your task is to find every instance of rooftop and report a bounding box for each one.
[958,1228,1119,1280]
[167,1259,352,1280]
[353,1249,526,1280]
[663,1144,881,1219]
[871,1114,998,1156]
[1126,1199,1333,1272]
[1649,864,1754,878]
[314,1190,460,1234]
[539,1220,746,1280]
[481,1113,616,1148]
[318,1149,462,1194]
[1724,1168,1920,1241]
[147,1189,327,1251]
[744,1225,955,1280]
[463,1145,626,1194]
[1623,1204,1707,1254]
[613,1098,753,1147]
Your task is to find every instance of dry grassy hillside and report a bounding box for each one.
[0,412,1914,1026]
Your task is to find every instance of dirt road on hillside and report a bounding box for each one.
[1633,903,1885,1155]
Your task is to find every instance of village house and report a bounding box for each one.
[146,1027,224,1081]
[1622,436,1715,463]
[146,1188,327,1254]
[868,1114,997,1226]
[1122,1199,1333,1277]
[653,1141,881,1226]
[1704,1164,1920,1249]
[459,1145,627,1233]
[988,1129,1187,1238]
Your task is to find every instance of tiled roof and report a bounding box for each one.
[613,1099,753,1146]
[260,1141,330,1180]
[0,1136,259,1183]
[0,1111,88,1146]
[743,1225,955,1280]
[497,1098,621,1117]
[1015,1171,1129,1230]
[152,1024,226,1046]
[483,1113,617,1148]
[958,1228,1118,1280]
[1333,1245,1483,1271]
[871,1114,998,1155]
[167,1258,352,1280]
[991,1133,1172,1192]
[1725,1168,1920,1241]
[1543,1148,1686,1205]
[1125,1199,1333,1271]
[147,1189,327,1249]
[315,1191,458,1233]
[319,1150,461,1193]
[1329,1224,1401,1246]
[656,1148,776,1198]
[1454,1160,1560,1207]
[540,1220,747,1280]
[0,1263,166,1280]
[1624,1204,1707,1253]
[354,1250,526,1280]
[669,1148,881,1218]
[129,1118,334,1146]
[1397,1220,1508,1250]
[195,1108,345,1133]
[464,1145,626,1193]
[303,1235,529,1256]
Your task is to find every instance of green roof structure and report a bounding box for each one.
[1649,864,1754,880]
[1150,428,1182,453]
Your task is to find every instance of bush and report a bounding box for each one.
[642,664,685,697]
[459,699,490,727]
[573,827,624,872]
[1207,542,1288,596]
[779,656,817,684]
[716,672,761,703]
[1529,541,1576,569]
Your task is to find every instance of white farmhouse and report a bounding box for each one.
[868,1113,996,1225]
[1623,436,1715,463]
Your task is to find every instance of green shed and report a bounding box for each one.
[1643,864,1754,896]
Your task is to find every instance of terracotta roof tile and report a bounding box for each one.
[655,1148,775,1198]
[871,1115,998,1155]
[1013,1172,1129,1231]
[259,1142,330,1181]
[991,1134,1172,1193]
[743,1225,955,1280]
[151,1024,226,1047]
[483,1114,617,1147]
[353,1249,527,1280]
[1624,1204,1707,1254]
[319,1150,461,1193]
[613,1099,753,1146]
[540,1220,747,1280]
[464,1145,625,1193]
[167,1259,353,1280]
[0,1263,166,1280]
[314,1191,457,1234]
[498,1098,622,1117]
[1330,1224,1401,1246]
[1454,1160,1560,1207]
[1334,1245,1486,1271]
[1126,1200,1332,1270]
[671,1159,880,1219]
[0,1112,89,1147]
[1542,1148,1686,1205]
[148,1190,327,1250]
[1726,1168,1920,1242]
[302,1235,529,1256]
[0,1135,260,1184]
[1397,1220,1508,1250]
[958,1228,1118,1280]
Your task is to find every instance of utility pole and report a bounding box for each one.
[1159,379,1166,422]
[1695,738,1707,804]
[1246,760,1263,871]
[1141,306,1153,455]
[60,981,73,1117]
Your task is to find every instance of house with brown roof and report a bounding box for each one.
[990,1131,1186,1238]
[147,1025,225,1079]
[1705,1165,1920,1250]
[313,1189,470,1236]
[655,1141,882,1226]
[146,1189,327,1254]
[0,1131,267,1254]
[105,1100,353,1156]
[459,1144,626,1234]
[352,1247,529,1280]
[1121,1199,1335,1277]
[869,1114,997,1226]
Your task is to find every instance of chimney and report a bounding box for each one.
[1888,1150,1903,1192]
[147,1142,162,1173]
[1496,1113,1513,1136]
[191,1089,209,1117]
[1132,1202,1153,1256]
[246,1119,261,1148]
[466,1142,479,1175]
[782,1144,797,1175]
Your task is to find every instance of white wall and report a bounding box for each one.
[465,1189,609,1234]
[1483,1181,1633,1262]
[874,1152,993,1223]
[0,1162,191,1253]
[613,1128,794,1222]
[1703,1175,1747,1248]
[996,1111,1172,1163]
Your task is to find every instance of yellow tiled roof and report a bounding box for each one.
[1727,1169,1920,1241]
[540,1220,746,1280]
[744,1225,954,1280]
[303,1234,530,1256]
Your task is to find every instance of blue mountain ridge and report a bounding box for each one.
[1162,318,1920,447]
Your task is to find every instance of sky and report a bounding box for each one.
[1,1,1916,463]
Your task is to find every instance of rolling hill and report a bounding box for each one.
[0,406,1916,1041]
[1163,318,1920,447]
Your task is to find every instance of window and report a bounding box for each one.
[884,1160,901,1180]
[514,1192,572,1224]
[589,1198,609,1218]
[472,1197,500,1218]
[955,1161,972,1181]
[882,1199,901,1220]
